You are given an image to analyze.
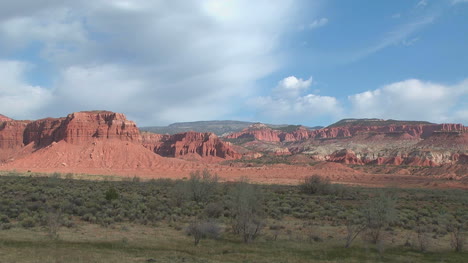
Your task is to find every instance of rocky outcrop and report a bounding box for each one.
[327,149,364,165]
[143,131,241,159]
[0,114,12,122]
[0,111,242,162]
[226,121,467,143]
[226,120,467,168]
[0,120,30,150]
[58,111,141,144]
[313,123,467,140]
[4,111,140,149]
[225,124,315,142]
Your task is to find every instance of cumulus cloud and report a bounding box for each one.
[250,76,342,124]
[0,60,53,119]
[253,77,468,125]
[348,79,468,123]
[0,0,300,124]
[274,76,313,98]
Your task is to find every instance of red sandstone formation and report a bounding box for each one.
[142,131,241,159]
[226,122,467,142]
[327,149,364,165]
[0,114,12,122]
[0,111,241,164]
[224,120,467,168]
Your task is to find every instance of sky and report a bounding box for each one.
[0,0,467,126]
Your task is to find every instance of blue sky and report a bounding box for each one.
[0,0,467,126]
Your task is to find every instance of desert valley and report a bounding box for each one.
[0,111,467,262]
[1,110,466,188]
[0,1,467,262]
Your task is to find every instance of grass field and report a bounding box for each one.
[0,171,466,262]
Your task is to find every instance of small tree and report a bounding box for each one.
[228,178,265,243]
[344,215,366,248]
[446,216,466,252]
[187,169,219,203]
[186,220,220,246]
[361,192,397,244]
[414,216,431,252]
[45,204,63,240]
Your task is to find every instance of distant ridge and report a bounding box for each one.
[327,118,433,128]
[141,120,323,136]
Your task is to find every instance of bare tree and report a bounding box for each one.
[448,222,466,252]
[344,218,366,248]
[228,178,265,243]
[45,205,62,240]
[361,192,397,244]
[414,216,430,252]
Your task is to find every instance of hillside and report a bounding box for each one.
[141,120,322,135]
[140,120,255,135]
[327,118,433,128]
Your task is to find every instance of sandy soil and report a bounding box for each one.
[0,139,466,189]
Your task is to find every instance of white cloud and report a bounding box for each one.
[0,0,301,125]
[348,79,468,123]
[251,76,342,123]
[308,18,328,29]
[348,16,435,63]
[274,76,313,98]
[0,60,53,119]
[417,0,428,7]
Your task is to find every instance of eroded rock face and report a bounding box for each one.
[0,114,12,122]
[225,125,315,142]
[327,149,364,165]
[0,121,30,149]
[225,121,468,167]
[226,122,468,142]
[59,111,141,144]
[143,131,241,159]
[19,111,141,147]
[1,111,242,163]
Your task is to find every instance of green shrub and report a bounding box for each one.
[300,175,331,195]
[105,187,119,201]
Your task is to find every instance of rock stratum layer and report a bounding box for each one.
[142,131,241,160]
[0,111,241,165]
[224,119,468,169]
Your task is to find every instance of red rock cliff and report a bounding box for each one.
[0,114,12,122]
[0,120,30,150]
[20,111,141,147]
[225,124,315,142]
[226,122,467,142]
[143,131,241,159]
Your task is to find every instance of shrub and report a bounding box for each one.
[20,217,37,228]
[186,220,221,246]
[300,175,331,195]
[105,187,119,201]
[204,202,224,219]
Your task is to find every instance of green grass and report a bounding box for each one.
[0,172,466,262]
[0,224,466,263]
